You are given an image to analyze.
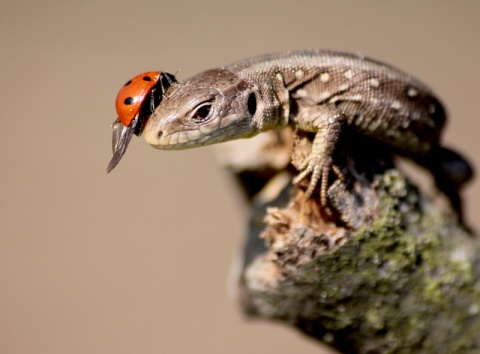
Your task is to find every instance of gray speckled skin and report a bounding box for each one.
[143,50,472,212]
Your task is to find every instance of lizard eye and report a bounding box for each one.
[191,103,213,123]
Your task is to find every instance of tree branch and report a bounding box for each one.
[218,129,480,354]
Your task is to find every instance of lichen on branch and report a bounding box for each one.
[218,129,480,354]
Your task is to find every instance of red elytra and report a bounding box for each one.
[115,71,162,127]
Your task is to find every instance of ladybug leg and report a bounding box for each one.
[158,79,168,99]
[150,88,157,115]
[160,72,177,99]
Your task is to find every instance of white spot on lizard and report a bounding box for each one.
[391,100,402,110]
[369,78,380,88]
[320,72,330,82]
[294,89,308,98]
[407,87,418,97]
[295,70,304,79]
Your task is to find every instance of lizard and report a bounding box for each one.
[141,49,473,218]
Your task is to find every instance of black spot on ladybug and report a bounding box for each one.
[124,80,132,87]
[124,97,134,105]
[143,76,152,82]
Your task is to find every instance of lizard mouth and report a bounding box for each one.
[144,116,253,150]
[144,128,228,150]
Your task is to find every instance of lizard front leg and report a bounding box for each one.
[292,105,346,208]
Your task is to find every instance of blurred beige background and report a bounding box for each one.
[1,1,479,353]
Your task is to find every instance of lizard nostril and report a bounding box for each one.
[157,130,163,138]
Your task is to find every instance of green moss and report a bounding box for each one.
[243,166,480,352]
[292,170,480,352]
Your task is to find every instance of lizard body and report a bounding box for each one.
[143,50,472,214]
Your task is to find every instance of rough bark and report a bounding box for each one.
[217,128,480,354]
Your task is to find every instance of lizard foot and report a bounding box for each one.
[293,154,344,208]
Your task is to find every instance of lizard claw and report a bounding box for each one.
[293,154,344,209]
[293,154,333,204]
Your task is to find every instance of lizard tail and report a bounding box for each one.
[417,146,474,223]
[425,146,474,188]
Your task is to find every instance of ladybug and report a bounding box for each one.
[107,71,176,173]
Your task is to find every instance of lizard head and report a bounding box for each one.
[143,69,259,150]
